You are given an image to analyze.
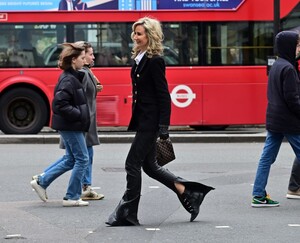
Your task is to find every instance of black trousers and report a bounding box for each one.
[124,131,178,201]
[288,158,300,191]
[107,130,214,225]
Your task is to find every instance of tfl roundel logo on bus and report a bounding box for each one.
[170,85,196,108]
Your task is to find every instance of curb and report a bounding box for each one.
[0,132,267,144]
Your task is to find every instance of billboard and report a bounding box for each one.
[0,0,245,11]
[0,0,118,11]
[158,0,245,10]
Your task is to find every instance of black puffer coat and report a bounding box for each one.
[51,68,90,132]
[266,31,300,134]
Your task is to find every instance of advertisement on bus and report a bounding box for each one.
[0,0,245,11]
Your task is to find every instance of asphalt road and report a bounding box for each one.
[0,142,299,242]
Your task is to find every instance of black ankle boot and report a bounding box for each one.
[106,195,140,226]
[177,181,214,222]
[179,188,204,222]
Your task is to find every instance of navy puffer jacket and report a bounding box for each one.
[266,31,300,133]
[51,68,90,132]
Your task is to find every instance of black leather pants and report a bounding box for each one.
[107,131,179,225]
[288,158,300,191]
[125,131,179,200]
[106,131,214,226]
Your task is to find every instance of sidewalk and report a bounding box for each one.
[0,126,267,144]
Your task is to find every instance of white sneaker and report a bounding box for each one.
[81,186,104,200]
[286,189,300,199]
[30,179,47,202]
[63,199,89,207]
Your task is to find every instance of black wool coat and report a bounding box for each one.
[128,55,171,132]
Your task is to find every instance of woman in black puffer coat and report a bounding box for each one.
[30,43,91,207]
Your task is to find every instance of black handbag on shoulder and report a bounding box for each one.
[156,138,176,166]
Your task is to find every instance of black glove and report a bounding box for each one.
[158,125,169,140]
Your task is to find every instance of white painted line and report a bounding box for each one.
[288,224,300,227]
[149,186,160,189]
[5,234,22,239]
[145,228,160,231]
[215,226,231,229]
[91,187,101,190]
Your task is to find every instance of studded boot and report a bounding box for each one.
[177,180,214,222]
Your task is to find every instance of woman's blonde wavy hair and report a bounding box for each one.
[131,16,164,59]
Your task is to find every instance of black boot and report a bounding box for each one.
[106,195,140,226]
[177,181,214,222]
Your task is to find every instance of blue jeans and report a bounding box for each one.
[83,146,93,186]
[44,146,93,186]
[38,131,89,200]
[253,131,300,197]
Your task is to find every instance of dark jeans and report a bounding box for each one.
[252,131,300,197]
[289,158,300,191]
[124,131,178,201]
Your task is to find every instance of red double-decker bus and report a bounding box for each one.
[0,0,299,134]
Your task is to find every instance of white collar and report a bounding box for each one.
[67,1,73,10]
[134,51,146,65]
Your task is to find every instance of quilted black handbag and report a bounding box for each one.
[156,138,176,166]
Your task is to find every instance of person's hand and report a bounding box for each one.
[158,125,169,140]
[96,83,103,92]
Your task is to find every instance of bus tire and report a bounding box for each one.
[0,88,48,134]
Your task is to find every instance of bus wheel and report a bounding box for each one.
[0,88,48,134]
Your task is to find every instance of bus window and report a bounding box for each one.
[204,22,273,66]
[74,23,132,66]
[163,22,197,66]
[0,24,66,68]
[162,21,273,66]
[73,23,180,66]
